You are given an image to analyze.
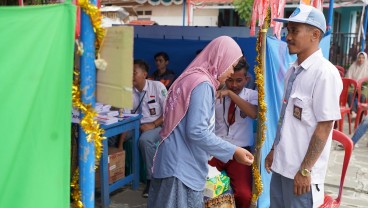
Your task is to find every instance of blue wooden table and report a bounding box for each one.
[99,114,142,208]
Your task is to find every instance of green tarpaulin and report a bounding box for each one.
[0,3,76,208]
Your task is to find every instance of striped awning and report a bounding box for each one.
[191,0,233,3]
[135,0,183,6]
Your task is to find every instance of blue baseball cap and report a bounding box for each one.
[274,4,326,34]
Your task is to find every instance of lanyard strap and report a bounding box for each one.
[133,91,146,114]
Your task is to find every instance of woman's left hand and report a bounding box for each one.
[233,147,254,166]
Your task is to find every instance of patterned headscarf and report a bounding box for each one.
[159,36,242,140]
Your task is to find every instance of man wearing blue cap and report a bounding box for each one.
[264,4,343,207]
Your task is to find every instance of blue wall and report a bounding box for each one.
[133,37,258,79]
[132,26,259,78]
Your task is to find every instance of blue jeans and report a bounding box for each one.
[352,117,368,145]
[139,127,162,180]
[348,92,366,113]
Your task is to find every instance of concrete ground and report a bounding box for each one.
[324,127,368,208]
[95,119,368,208]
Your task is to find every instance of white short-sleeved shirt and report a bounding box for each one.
[215,88,258,147]
[271,49,342,184]
[133,79,167,124]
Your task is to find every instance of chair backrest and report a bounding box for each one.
[340,78,357,108]
[335,65,345,78]
[357,77,368,103]
[331,130,353,203]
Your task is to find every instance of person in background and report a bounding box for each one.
[148,36,254,208]
[149,51,176,89]
[349,42,359,64]
[346,52,368,115]
[265,5,342,207]
[350,116,368,146]
[210,58,258,207]
[119,59,167,198]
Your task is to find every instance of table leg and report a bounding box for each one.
[100,138,110,208]
[132,121,140,190]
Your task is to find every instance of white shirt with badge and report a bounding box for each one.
[271,49,342,207]
[214,88,258,147]
[132,79,167,124]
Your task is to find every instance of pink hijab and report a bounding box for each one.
[159,36,243,140]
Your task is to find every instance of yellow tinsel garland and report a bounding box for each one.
[251,9,271,205]
[71,70,105,208]
[77,0,105,52]
[70,0,106,207]
[70,169,83,208]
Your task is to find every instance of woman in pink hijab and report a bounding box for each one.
[148,36,254,207]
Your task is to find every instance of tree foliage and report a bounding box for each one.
[234,0,254,26]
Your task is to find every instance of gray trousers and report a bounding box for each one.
[270,172,313,208]
[139,127,161,180]
[148,177,204,208]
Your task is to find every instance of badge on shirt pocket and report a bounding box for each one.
[148,102,158,116]
[149,108,156,115]
[293,104,302,120]
[293,98,303,120]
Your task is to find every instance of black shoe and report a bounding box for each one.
[337,144,344,150]
[142,180,150,198]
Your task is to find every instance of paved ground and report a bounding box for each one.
[324,129,368,208]
[95,120,368,208]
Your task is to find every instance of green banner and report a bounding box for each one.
[0,3,76,208]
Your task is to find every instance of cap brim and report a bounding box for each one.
[273,18,289,23]
[273,18,312,25]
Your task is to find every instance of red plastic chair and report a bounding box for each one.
[354,77,368,130]
[335,65,345,78]
[338,78,357,134]
[320,130,353,208]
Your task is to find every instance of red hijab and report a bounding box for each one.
[160,36,243,140]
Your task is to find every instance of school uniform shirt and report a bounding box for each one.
[215,88,258,147]
[271,49,342,206]
[133,79,167,124]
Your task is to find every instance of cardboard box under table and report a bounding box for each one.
[96,148,126,187]
[98,115,142,208]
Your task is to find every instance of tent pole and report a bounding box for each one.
[182,0,186,26]
[79,0,97,207]
[361,5,368,52]
[326,0,334,35]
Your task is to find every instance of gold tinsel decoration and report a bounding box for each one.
[70,0,106,206]
[251,9,271,205]
[77,0,106,52]
[70,70,105,208]
[70,169,83,208]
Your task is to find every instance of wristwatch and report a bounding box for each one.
[300,168,311,177]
